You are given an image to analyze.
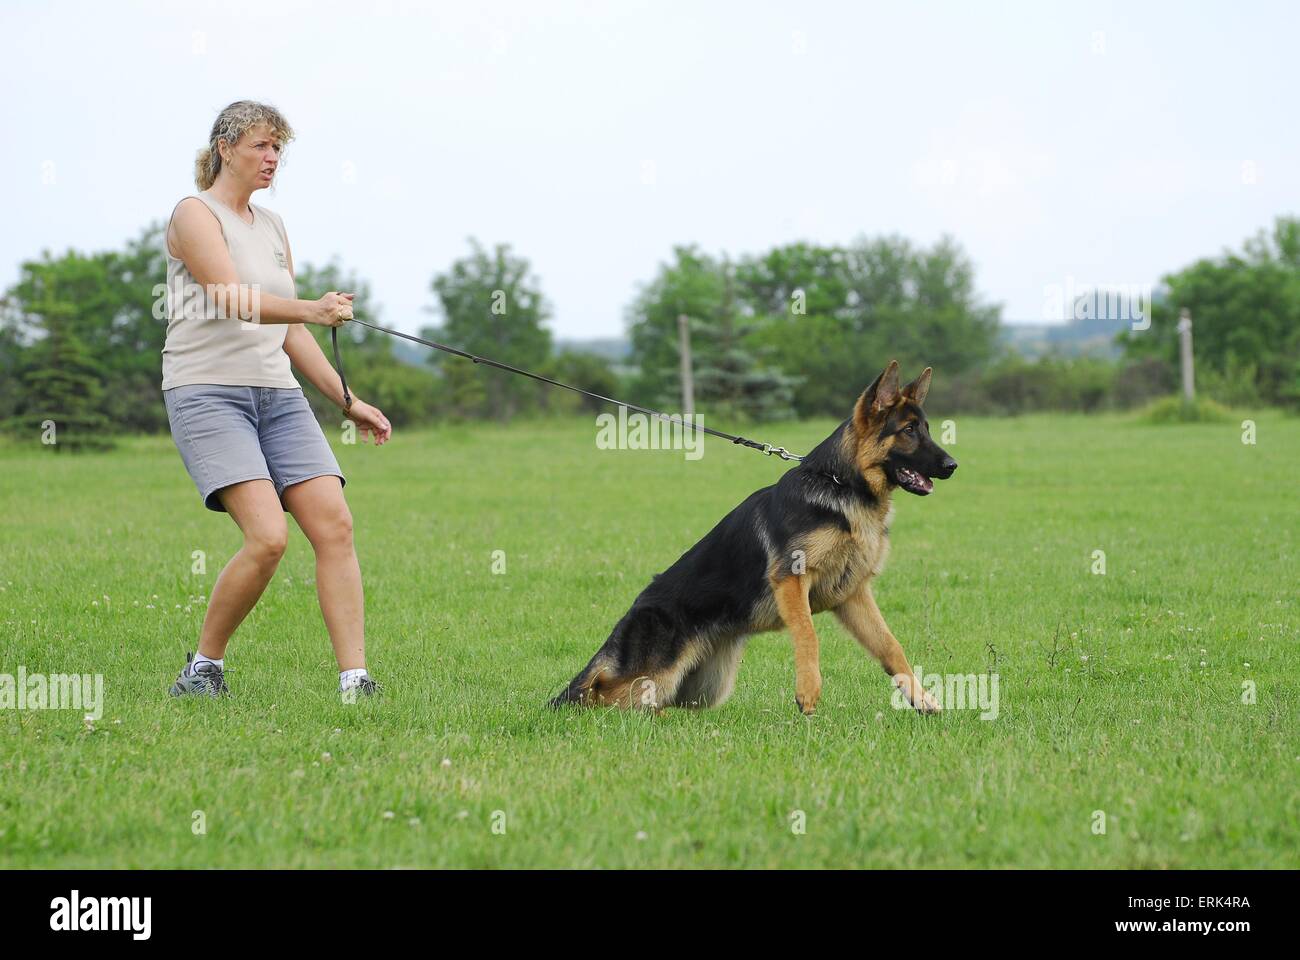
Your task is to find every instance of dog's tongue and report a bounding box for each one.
[898,467,933,494]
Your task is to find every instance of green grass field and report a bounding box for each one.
[1,411,1297,868]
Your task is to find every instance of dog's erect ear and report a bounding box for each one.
[903,367,932,406]
[854,360,901,430]
[871,360,901,411]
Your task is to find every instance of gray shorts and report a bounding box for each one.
[164,384,346,512]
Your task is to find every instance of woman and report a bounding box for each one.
[163,100,391,701]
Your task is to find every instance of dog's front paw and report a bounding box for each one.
[914,686,942,715]
[795,672,822,715]
[894,672,941,715]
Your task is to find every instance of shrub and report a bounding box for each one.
[1137,395,1234,424]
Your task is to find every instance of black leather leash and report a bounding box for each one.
[330,325,353,412]
[329,318,804,461]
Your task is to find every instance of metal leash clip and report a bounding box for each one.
[765,445,801,461]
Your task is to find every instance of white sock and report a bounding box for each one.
[340,668,369,691]
[189,652,223,675]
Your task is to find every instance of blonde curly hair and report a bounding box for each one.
[194,100,295,190]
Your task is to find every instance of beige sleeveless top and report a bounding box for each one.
[161,190,300,390]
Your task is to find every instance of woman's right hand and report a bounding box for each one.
[310,291,355,327]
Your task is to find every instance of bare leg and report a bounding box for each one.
[197,479,288,659]
[772,574,821,715]
[282,476,365,671]
[834,584,940,713]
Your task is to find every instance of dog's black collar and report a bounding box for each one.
[815,468,882,506]
[817,470,851,490]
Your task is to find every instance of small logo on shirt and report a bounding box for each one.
[274,249,288,269]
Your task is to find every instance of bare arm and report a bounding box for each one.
[284,325,353,408]
[280,238,392,444]
[279,232,354,408]
[166,199,348,326]
[287,322,392,444]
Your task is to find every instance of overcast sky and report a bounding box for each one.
[3,0,1297,338]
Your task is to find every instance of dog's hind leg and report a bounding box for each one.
[551,601,716,710]
[551,636,694,711]
[670,636,746,709]
[561,633,724,710]
[588,632,715,709]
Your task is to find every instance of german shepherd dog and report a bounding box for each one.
[551,360,958,715]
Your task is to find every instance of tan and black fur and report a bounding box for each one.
[550,361,957,715]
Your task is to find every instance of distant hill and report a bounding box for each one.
[1000,320,1128,359]
[390,338,434,369]
[1002,287,1164,358]
[392,314,1151,369]
[387,333,634,371]
[554,338,632,362]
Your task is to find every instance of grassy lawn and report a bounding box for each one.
[1,411,1297,868]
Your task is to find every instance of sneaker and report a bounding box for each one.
[169,652,229,698]
[342,676,381,703]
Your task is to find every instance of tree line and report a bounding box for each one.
[2,218,1297,449]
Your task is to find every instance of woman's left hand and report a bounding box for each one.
[346,399,393,445]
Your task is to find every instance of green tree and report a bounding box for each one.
[2,293,114,450]
[106,223,171,431]
[626,246,797,420]
[740,236,1000,417]
[293,260,389,362]
[1,224,170,434]
[1120,216,1300,408]
[690,255,798,422]
[438,354,489,421]
[539,350,623,415]
[291,260,440,427]
[0,299,23,416]
[424,239,552,421]
[738,242,861,417]
[626,246,724,407]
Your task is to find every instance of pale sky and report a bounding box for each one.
[3,0,1297,338]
